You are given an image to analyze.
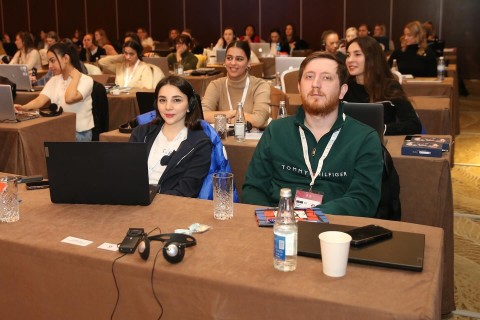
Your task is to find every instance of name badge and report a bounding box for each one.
[294,189,324,209]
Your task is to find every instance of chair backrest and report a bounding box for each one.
[91,81,109,141]
[195,54,207,68]
[84,63,102,75]
[147,63,165,89]
[135,91,156,114]
[281,68,299,94]
[90,74,110,85]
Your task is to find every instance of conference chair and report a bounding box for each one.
[281,68,299,94]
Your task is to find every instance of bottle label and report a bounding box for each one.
[234,122,245,137]
[274,232,295,260]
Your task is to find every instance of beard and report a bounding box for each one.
[301,90,339,117]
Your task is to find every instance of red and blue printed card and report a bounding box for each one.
[255,208,328,227]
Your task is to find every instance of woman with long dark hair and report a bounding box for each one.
[15,43,94,141]
[8,31,42,70]
[115,40,153,89]
[129,75,211,197]
[344,36,422,135]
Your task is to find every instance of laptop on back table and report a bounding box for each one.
[0,64,43,91]
[298,221,425,271]
[44,142,159,205]
[0,84,40,122]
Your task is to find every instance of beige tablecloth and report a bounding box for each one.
[0,185,443,319]
[0,113,76,177]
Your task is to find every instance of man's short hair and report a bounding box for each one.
[298,51,348,86]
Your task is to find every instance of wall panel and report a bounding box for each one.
[260,0,300,42]
[150,0,183,43]
[29,0,56,39]
[345,0,390,37]
[185,0,220,48]
[2,0,28,34]
[85,0,117,40]
[302,0,344,51]
[57,0,86,39]
[118,0,149,41]
[222,0,259,42]
[443,0,480,79]
[391,0,440,47]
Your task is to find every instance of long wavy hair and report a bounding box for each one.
[404,21,428,56]
[347,36,406,102]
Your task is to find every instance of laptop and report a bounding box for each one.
[143,57,170,77]
[0,64,43,91]
[216,49,226,64]
[44,142,159,205]
[297,221,425,271]
[0,84,40,122]
[275,56,305,76]
[342,102,385,142]
[250,43,271,58]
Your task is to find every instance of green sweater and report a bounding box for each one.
[243,104,383,217]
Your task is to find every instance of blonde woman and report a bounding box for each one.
[388,21,436,77]
[94,29,117,56]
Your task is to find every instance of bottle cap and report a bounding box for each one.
[280,188,292,197]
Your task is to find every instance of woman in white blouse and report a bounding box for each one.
[115,40,153,89]
[8,31,42,70]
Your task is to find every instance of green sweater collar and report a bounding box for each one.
[294,103,346,134]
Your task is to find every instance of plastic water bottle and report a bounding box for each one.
[273,188,297,272]
[276,43,281,56]
[278,100,287,118]
[234,102,246,142]
[391,59,398,72]
[437,57,445,81]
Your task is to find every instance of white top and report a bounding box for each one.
[142,37,154,49]
[41,73,94,132]
[148,127,188,184]
[9,49,42,70]
[115,60,153,89]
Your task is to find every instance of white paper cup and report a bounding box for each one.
[319,231,352,277]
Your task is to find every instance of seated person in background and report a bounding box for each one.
[79,33,106,62]
[285,23,309,52]
[181,29,203,54]
[344,36,422,135]
[339,27,358,54]
[94,29,118,56]
[202,41,271,129]
[358,24,371,37]
[213,27,237,50]
[137,27,154,53]
[71,29,84,49]
[321,30,346,63]
[97,32,140,74]
[129,75,212,197]
[388,21,437,77]
[423,21,444,57]
[167,35,198,71]
[167,28,179,51]
[243,52,383,216]
[3,33,17,57]
[115,40,153,89]
[7,31,42,70]
[373,23,395,52]
[239,24,260,43]
[268,28,289,56]
[15,43,94,142]
[37,30,47,50]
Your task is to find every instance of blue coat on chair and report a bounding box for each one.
[198,121,239,202]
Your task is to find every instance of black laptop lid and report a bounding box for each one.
[298,221,425,271]
[45,142,157,205]
[342,102,384,142]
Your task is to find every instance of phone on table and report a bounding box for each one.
[26,180,50,190]
[346,224,392,247]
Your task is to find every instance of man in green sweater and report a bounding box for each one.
[243,52,383,217]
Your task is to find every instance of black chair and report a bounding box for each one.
[91,81,109,141]
[135,91,156,114]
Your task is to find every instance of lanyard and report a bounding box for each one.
[299,114,345,189]
[124,60,140,87]
[226,76,250,111]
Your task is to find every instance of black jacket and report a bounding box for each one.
[388,44,437,77]
[343,79,422,135]
[129,121,212,197]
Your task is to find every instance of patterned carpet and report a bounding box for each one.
[448,80,480,320]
